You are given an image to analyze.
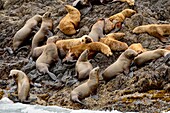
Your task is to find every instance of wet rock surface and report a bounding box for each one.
[0,0,170,112]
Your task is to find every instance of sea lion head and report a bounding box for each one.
[81,35,93,44]
[43,12,51,18]
[79,49,89,61]
[9,69,20,80]
[89,66,100,80]
[124,49,138,59]
[132,26,145,34]
[65,5,76,13]
[63,50,77,63]
[33,15,42,22]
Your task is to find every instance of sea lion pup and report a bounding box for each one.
[134,49,170,66]
[9,69,30,103]
[75,49,93,80]
[100,37,128,51]
[133,24,170,42]
[13,14,42,52]
[63,42,112,62]
[112,0,135,6]
[36,43,58,80]
[32,36,59,60]
[102,49,138,81]
[58,5,81,35]
[56,35,93,58]
[88,18,105,42]
[128,43,146,54]
[109,9,136,23]
[31,12,53,56]
[70,66,99,105]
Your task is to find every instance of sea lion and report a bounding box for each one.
[134,49,170,66]
[58,5,81,35]
[9,69,30,103]
[36,43,58,80]
[32,36,59,60]
[75,49,93,80]
[133,24,170,42]
[128,43,146,54]
[13,14,42,52]
[70,66,99,105]
[100,37,128,51]
[88,18,105,42]
[31,12,53,56]
[109,9,136,23]
[56,35,93,58]
[102,49,138,81]
[105,32,125,40]
[63,42,113,62]
[112,0,135,6]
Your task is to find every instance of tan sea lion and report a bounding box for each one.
[36,43,58,80]
[31,12,53,56]
[109,9,136,23]
[32,36,59,60]
[128,43,146,54]
[70,66,99,105]
[102,49,138,81]
[133,24,170,42]
[56,35,93,58]
[13,15,42,51]
[100,37,128,51]
[112,0,135,6]
[88,18,105,42]
[58,5,81,35]
[75,49,93,80]
[134,49,170,66]
[9,69,30,103]
[105,32,125,40]
[63,42,113,62]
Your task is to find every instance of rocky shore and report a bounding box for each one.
[0,0,170,112]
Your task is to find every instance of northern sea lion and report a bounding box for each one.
[58,5,81,35]
[75,49,93,80]
[88,18,105,42]
[70,66,99,105]
[100,37,128,51]
[112,0,135,6]
[133,24,170,42]
[32,36,59,60]
[13,14,42,51]
[102,49,138,81]
[9,69,30,103]
[128,43,146,54]
[105,32,125,40]
[56,35,93,58]
[134,49,170,66]
[36,43,58,80]
[63,42,113,62]
[109,9,136,23]
[31,12,53,56]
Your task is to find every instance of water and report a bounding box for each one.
[0,97,147,113]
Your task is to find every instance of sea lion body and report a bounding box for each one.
[112,0,135,6]
[9,70,30,102]
[102,49,138,81]
[64,42,112,62]
[70,67,99,105]
[88,19,105,42]
[59,5,81,35]
[76,49,93,80]
[128,43,146,54]
[133,24,170,42]
[56,35,93,58]
[36,43,58,80]
[134,49,170,66]
[109,9,136,23]
[31,12,53,56]
[100,37,128,51]
[13,15,42,51]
